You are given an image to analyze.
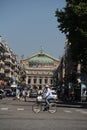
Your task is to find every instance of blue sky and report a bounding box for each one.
[0,0,66,59]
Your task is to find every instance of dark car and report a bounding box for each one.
[11,87,16,97]
[4,88,12,97]
[0,89,5,99]
[29,89,37,98]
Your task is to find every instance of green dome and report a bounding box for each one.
[30,55,53,63]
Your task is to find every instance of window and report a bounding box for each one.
[28,79,31,84]
[45,79,48,84]
[50,79,53,84]
[39,79,42,84]
[34,78,37,84]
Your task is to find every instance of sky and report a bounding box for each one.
[0,0,66,59]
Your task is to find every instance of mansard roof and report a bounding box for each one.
[23,51,59,63]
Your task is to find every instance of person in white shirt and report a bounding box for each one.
[16,85,20,99]
[43,84,53,108]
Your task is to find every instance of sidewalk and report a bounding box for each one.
[2,97,87,108]
[27,98,87,108]
[56,100,87,108]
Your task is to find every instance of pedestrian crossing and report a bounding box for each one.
[0,107,87,115]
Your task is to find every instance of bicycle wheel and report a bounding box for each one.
[32,102,41,113]
[48,103,57,113]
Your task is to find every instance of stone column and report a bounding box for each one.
[31,77,34,88]
[25,76,28,84]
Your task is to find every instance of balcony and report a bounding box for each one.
[0,43,5,52]
[0,73,5,80]
[0,68,4,74]
[4,59,13,65]
[0,60,4,68]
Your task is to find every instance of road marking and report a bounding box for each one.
[75,109,87,115]
[75,109,82,112]
[17,108,24,111]
[80,111,87,114]
[1,108,8,110]
[64,110,72,113]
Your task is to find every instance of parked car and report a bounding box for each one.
[4,88,12,97]
[11,87,16,97]
[51,87,57,92]
[0,89,5,99]
[29,89,38,98]
[51,90,58,100]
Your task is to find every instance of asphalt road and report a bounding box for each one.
[0,98,87,130]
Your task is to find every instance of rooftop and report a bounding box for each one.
[29,52,54,63]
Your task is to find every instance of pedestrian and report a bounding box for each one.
[22,87,28,102]
[16,85,20,99]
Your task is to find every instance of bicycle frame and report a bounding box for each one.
[32,100,57,113]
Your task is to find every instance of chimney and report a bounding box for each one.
[0,36,2,42]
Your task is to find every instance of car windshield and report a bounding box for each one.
[6,90,11,92]
[52,92,57,95]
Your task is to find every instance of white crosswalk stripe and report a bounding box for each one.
[75,109,82,112]
[75,109,87,114]
[17,108,24,111]
[0,107,87,115]
[1,108,8,110]
[80,111,87,114]
[64,110,72,113]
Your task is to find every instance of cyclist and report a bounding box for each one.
[42,84,53,110]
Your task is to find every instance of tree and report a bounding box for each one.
[55,0,87,72]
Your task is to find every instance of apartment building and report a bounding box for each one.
[0,37,19,86]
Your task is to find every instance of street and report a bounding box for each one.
[0,98,87,130]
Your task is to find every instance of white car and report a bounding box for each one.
[51,90,58,100]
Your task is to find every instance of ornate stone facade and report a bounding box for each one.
[21,51,60,89]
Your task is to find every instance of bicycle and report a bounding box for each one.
[32,95,57,113]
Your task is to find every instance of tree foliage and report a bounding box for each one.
[55,0,87,67]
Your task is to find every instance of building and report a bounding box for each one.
[0,37,5,82]
[55,38,83,101]
[21,50,60,90]
[0,36,19,86]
